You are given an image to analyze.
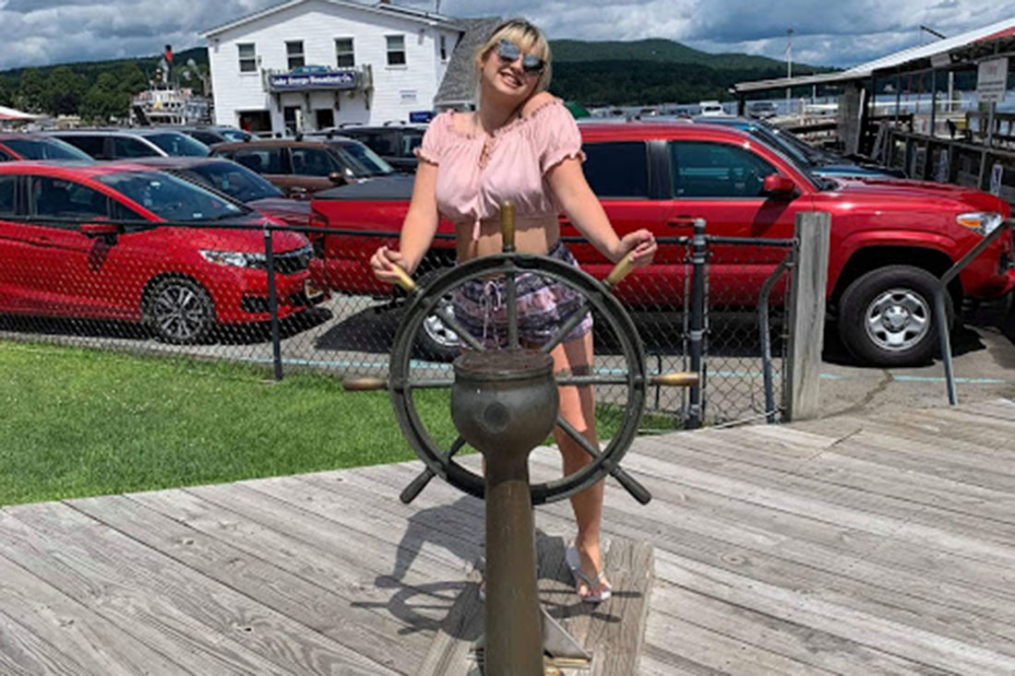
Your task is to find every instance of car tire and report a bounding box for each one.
[837,265,951,367]
[143,277,217,345]
[412,269,462,362]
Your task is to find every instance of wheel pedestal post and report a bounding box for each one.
[483,445,544,675]
[451,349,563,675]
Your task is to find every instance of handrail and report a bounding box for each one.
[934,218,1014,404]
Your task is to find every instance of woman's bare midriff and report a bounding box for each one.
[454,214,560,262]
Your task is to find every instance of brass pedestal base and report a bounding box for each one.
[416,537,654,676]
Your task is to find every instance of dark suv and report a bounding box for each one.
[211,138,395,198]
[0,133,94,162]
[43,128,210,160]
[310,125,425,173]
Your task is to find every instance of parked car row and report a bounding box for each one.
[210,136,397,197]
[3,117,1011,366]
[0,161,322,344]
[309,120,1014,367]
[307,124,425,173]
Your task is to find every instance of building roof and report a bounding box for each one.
[0,105,42,121]
[735,17,1015,94]
[202,0,462,39]
[434,17,503,108]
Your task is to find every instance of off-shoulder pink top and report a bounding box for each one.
[414,98,585,240]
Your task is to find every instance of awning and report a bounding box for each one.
[0,105,42,121]
[734,17,1015,94]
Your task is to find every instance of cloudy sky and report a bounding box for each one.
[0,0,1012,71]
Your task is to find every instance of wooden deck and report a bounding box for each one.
[1,399,1014,675]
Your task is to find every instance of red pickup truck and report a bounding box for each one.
[310,122,1014,367]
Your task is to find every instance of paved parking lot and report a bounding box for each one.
[820,304,1015,417]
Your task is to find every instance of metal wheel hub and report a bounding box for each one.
[421,302,460,348]
[865,288,930,351]
[153,285,206,340]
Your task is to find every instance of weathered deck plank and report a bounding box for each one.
[0,554,186,675]
[1,399,1013,674]
[68,492,426,673]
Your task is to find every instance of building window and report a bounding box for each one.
[440,36,448,62]
[238,43,257,73]
[335,38,355,68]
[386,35,406,66]
[286,41,305,70]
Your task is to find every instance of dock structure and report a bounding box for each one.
[1,399,1014,674]
[734,17,1015,193]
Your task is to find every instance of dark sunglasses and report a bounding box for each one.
[496,40,546,76]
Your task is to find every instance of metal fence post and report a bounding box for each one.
[686,219,707,429]
[784,212,830,422]
[263,228,284,381]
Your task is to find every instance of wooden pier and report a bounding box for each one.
[1,399,1014,675]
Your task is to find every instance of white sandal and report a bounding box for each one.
[565,546,612,603]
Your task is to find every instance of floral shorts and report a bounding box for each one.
[451,241,594,348]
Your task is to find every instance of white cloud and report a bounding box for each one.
[0,0,1012,71]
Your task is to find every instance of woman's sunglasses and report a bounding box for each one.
[496,40,546,76]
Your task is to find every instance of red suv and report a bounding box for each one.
[310,122,1014,366]
[0,162,320,344]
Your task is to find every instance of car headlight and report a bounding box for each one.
[199,250,267,269]
[956,212,1004,236]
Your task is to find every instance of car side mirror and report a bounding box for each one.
[81,222,120,244]
[328,171,347,186]
[762,173,797,199]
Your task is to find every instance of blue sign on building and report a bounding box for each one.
[269,71,358,92]
[409,111,435,123]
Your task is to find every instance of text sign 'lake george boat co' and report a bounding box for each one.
[269,71,358,91]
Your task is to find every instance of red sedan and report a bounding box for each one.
[0,162,320,344]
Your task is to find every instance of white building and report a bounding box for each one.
[202,0,499,135]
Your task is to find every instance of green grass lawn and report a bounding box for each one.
[0,341,680,506]
[0,342,460,505]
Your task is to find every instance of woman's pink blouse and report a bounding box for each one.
[414,98,585,239]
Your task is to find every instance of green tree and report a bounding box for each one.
[17,68,47,112]
[80,73,130,123]
[0,76,12,107]
[43,66,88,115]
[114,63,148,96]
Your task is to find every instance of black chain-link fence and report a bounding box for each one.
[0,217,795,427]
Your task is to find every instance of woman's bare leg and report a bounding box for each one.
[549,330,609,599]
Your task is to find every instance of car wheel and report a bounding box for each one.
[412,270,462,362]
[837,265,951,367]
[144,277,216,345]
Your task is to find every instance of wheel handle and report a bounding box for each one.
[343,201,697,505]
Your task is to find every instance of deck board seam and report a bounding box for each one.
[57,499,399,676]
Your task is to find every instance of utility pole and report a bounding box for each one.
[786,28,794,116]
[920,25,951,113]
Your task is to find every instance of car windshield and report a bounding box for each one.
[184,161,284,202]
[745,126,832,190]
[145,133,211,157]
[97,170,250,222]
[770,127,838,164]
[5,137,93,161]
[218,129,252,142]
[332,141,394,177]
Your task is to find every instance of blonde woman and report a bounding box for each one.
[370,18,656,603]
